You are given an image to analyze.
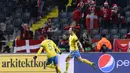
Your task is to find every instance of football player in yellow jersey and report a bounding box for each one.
[65,28,96,73]
[33,34,62,73]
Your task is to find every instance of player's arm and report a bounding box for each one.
[33,43,44,60]
[37,45,44,56]
[77,40,84,52]
[52,41,61,54]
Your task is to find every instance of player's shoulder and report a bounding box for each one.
[41,39,48,44]
[73,33,78,38]
[45,39,54,43]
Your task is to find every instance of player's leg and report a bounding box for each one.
[65,51,74,73]
[65,56,71,73]
[46,58,55,68]
[77,57,93,65]
[77,57,96,69]
[53,56,62,73]
[75,50,96,69]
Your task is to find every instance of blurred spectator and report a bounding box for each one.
[44,18,58,32]
[0,23,6,32]
[77,1,85,9]
[28,29,33,40]
[38,0,44,18]
[77,0,87,26]
[20,24,33,40]
[86,1,99,33]
[96,34,112,52]
[68,0,78,12]
[111,4,125,28]
[72,0,78,8]
[100,2,112,28]
[0,29,6,53]
[58,34,69,52]
[80,31,94,52]
[125,32,130,39]
[12,36,20,48]
[3,46,11,53]
[57,0,69,13]
[34,29,41,40]
[86,0,93,5]
[72,7,83,24]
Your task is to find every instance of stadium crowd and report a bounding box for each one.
[0,0,130,53]
[0,0,56,53]
[32,0,130,52]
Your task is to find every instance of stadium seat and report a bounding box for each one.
[0,23,6,32]
[125,11,130,17]
[0,2,5,9]
[111,34,120,39]
[55,23,60,29]
[68,18,72,24]
[15,6,23,13]
[101,29,109,34]
[82,30,88,34]
[54,30,62,36]
[119,28,128,35]
[13,12,21,19]
[67,12,73,18]
[129,28,130,32]
[6,25,14,34]
[51,35,58,43]
[110,28,118,35]
[7,2,13,7]
[92,34,101,39]
[52,18,59,24]
[106,34,111,39]
[13,18,23,28]
[63,30,69,36]
[0,13,6,22]
[2,7,9,13]
[126,17,130,23]
[22,12,30,23]
[91,29,99,35]
[59,12,67,18]
[0,0,6,2]
[62,24,69,28]
[22,12,30,19]
[5,20,11,25]
[60,18,68,24]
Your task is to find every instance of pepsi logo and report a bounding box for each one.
[98,54,115,73]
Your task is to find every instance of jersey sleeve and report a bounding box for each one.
[36,41,44,56]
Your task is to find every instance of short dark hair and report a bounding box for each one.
[102,34,106,37]
[43,34,48,38]
[71,27,77,33]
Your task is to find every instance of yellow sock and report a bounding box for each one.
[66,62,70,72]
[82,59,93,65]
[56,66,62,73]
[46,64,55,69]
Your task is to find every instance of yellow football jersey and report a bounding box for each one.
[37,39,60,58]
[69,33,79,51]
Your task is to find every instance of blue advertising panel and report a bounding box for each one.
[74,53,130,73]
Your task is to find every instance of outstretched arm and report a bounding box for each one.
[37,45,44,56]
[33,45,44,60]
[77,40,84,52]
